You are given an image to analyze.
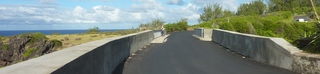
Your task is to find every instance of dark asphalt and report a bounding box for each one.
[116,31,297,74]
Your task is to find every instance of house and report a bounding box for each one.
[293,16,312,22]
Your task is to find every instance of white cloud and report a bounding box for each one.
[2,0,246,30]
[167,0,184,5]
[39,0,58,4]
[191,0,239,11]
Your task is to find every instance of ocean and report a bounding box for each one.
[0,29,125,36]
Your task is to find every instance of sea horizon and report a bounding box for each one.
[0,29,128,36]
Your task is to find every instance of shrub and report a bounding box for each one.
[2,43,8,50]
[198,22,212,28]
[50,39,62,47]
[230,17,250,33]
[30,32,48,43]
[302,34,320,54]
[86,26,100,34]
[23,47,36,58]
[164,19,189,33]
[219,22,235,31]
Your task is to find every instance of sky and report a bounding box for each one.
[0,0,253,30]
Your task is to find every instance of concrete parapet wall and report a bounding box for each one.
[292,53,320,74]
[212,29,300,70]
[193,28,213,41]
[212,29,320,74]
[203,29,213,38]
[194,28,203,37]
[153,30,162,38]
[0,30,155,74]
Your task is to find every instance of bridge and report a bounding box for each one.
[0,29,319,74]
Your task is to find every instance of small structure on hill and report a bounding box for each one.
[293,16,312,22]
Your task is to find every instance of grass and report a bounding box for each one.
[0,29,140,51]
[23,47,36,58]
[46,34,119,49]
[0,36,9,43]
[50,39,62,47]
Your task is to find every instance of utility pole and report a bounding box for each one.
[310,0,320,23]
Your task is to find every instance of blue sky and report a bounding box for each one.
[0,0,252,30]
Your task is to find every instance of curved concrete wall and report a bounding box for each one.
[0,30,155,74]
[212,29,302,70]
[212,29,320,74]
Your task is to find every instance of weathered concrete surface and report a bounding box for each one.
[212,29,320,74]
[193,28,213,41]
[122,31,296,74]
[293,53,320,74]
[0,30,155,74]
[203,29,213,38]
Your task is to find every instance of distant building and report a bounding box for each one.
[293,16,312,22]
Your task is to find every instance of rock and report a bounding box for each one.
[4,36,31,63]
[64,37,69,41]
[60,39,64,41]
[32,39,55,56]
[0,34,58,67]
[75,38,81,41]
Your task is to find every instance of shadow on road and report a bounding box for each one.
[112,58,127,74]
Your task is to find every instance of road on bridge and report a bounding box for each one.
[114,31,297,74]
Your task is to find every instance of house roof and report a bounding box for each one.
[293,16,312,21]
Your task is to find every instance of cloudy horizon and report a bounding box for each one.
[0,0,252,30]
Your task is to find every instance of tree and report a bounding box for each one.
[139,18,165,30]
[237,0,266,15]
[151,18,165,29]
[199,3,223,22]
[87,26,100,34]
[164,18,189,32]
[223,10,235,17]
[267,0,317,14]
[177,18,189,31]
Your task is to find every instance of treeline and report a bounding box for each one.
[139,18,165,30]
[138,18,189,33]
[218,11,317,43]
[194,0,320,53]
[164,18,189,32]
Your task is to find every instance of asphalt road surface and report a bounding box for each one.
[115,31,297,74]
